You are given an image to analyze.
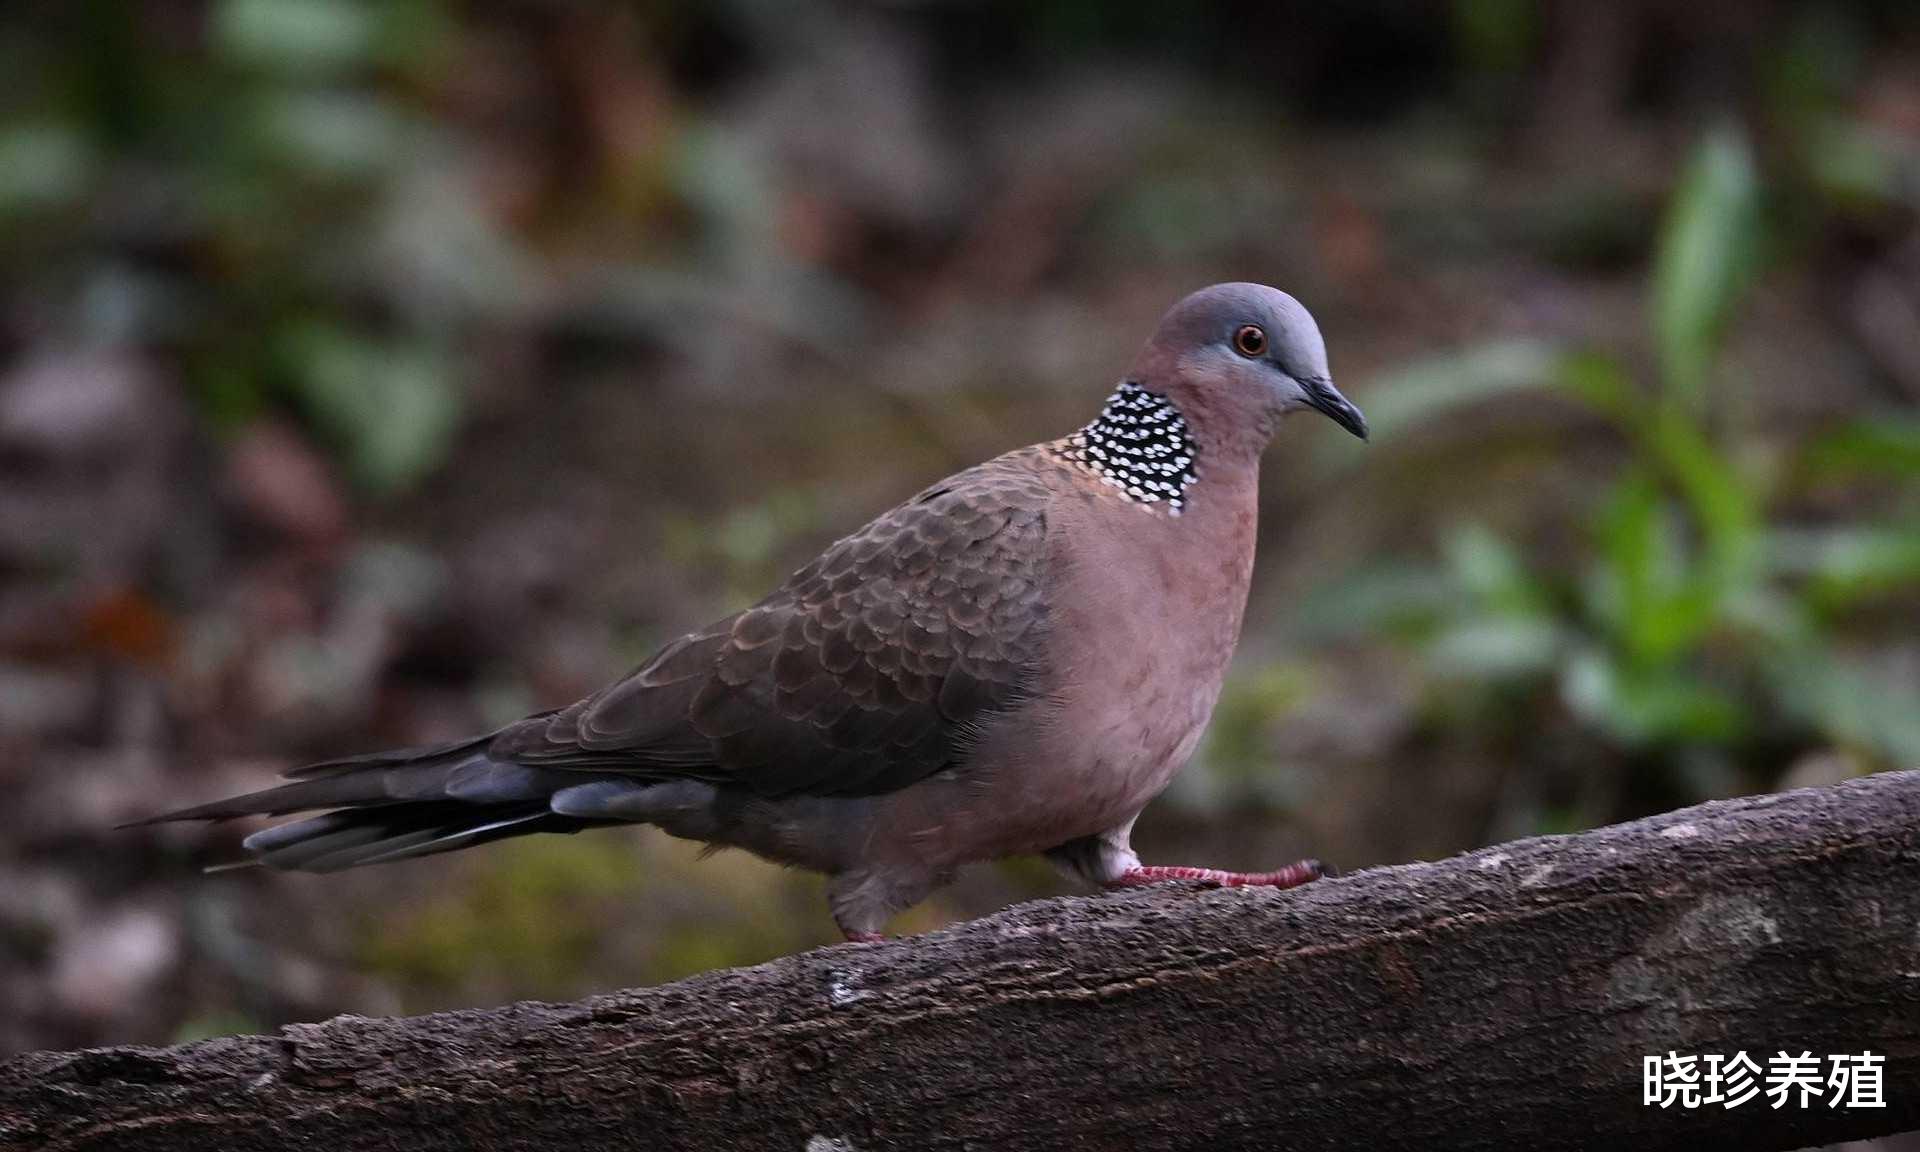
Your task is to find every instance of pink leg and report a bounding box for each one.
[1107,858,1327,891]
[842,930,885,944]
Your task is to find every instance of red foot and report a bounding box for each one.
[842,931,885,943]
[1109,859,1327,891]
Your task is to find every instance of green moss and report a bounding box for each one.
[172,1011,261,1045]
[357,833,646,992]
[991,854,1062,894]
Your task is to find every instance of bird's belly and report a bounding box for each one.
[861,670,1221,870]
[1016,673,1221,839]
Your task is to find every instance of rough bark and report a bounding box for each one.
[4,771,1919,1152]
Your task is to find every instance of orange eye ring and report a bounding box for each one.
[1233,325,1267,357]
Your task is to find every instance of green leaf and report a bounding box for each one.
[1429,618,1562,679]
[1335,340,1564,450]
[0,123,93,219]
[1768,648,1920,766]
[1289,561,1458,641]
[1442,522,1550,615]
[1803,417,1920,479]
[250,90,406,177]
[1329,340,1657,476]
[1590,472,1663,659]
[1768,524,1920,611]
[1554,350,1641,425]
[1803,118,1903,210]
[280,323,459,494]
[1643,400,1761,590]
[1652,128,1761,405]
[1561,648,1745,745]
[214,0,376,75]
[1590,472,1739,667]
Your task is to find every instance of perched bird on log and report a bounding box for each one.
[139,283,1369,941]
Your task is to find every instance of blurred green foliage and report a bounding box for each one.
[279,322,457,493]
[3,0,475,495]
[1188,663,1315,809]
[661,487,829,610]
[170,1010,261,1045]
[1654,130,1762,409]
[355,831,839,997]
[1314,128,1920,792]
[357,832,643,991]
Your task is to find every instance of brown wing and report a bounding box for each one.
[486,453,1056,798]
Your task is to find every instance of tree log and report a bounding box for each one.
[4,771,1920,1151]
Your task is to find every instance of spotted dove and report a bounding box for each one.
[142,283,1369,940]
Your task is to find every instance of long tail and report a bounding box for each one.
[132,735,610,873]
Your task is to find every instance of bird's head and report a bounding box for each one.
[1131,282,1368,454]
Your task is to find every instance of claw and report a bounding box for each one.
[1108,857,1328,891]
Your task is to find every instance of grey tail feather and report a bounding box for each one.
[282,729,509,779]
[129,734,614,874]
[203,858,264,874]
[239,802,592,872]
[122,771,445,826]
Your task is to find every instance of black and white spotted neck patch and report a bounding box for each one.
[1050,381,1200,513]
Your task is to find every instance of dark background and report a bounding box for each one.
[2,0,1917,1076]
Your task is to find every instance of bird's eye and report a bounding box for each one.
[1233,325,1267,358]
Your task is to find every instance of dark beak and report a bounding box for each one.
[1302,377,1369,440]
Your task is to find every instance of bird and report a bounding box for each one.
[139,283,1369,941]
